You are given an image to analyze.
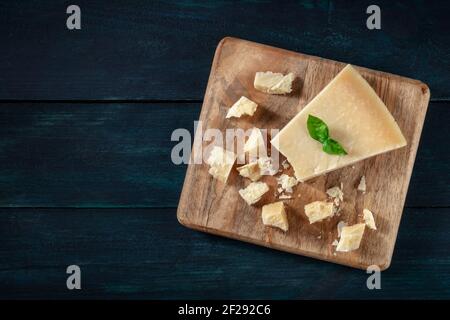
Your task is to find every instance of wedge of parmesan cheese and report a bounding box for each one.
[262,201,288,231]
[239,182,269,205]
[363,209,377,230]
[237,161,262,182]
[226,96,258,118]
[357,175,366,193]
[304,201,334,224]
[254,71,295,94]
[271,65,407,182]
[336,223,366,252]
[206,146,236,182]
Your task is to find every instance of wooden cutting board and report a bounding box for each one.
[177,37,430,270]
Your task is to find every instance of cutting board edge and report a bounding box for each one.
[176,212,392,271]
[218,36,431,95]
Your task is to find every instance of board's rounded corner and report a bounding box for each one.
[215,36,236,54]
[176,211,191,228]
[217,36,235,46]
[373,257,392,272]
[417,81,431,101]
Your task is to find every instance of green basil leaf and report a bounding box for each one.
[307,115,329,144]
[322,138,348,155]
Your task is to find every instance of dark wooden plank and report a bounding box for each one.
[0,102,447,208]
[0,102,199,208]
[0,207,449,299]
[0,0,449,100]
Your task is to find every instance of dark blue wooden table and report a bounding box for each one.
[0,0,449,299]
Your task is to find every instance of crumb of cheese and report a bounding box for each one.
[357,176,366,193]
[206,146,236,183]
[226,96,258,118]
[304,201,334,224]
[239,182,269,205]
[327,185,344,203]
[277,174,298,193]
[237,161,261,182]
[258,157,277,176]
[254,71,295,94]
[363,209,377,230]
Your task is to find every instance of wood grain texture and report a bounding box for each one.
[0,101,447,208]
[0,207,449,299]
[178,37,430,270]
[0,103,199,207]
[0,0,449,100]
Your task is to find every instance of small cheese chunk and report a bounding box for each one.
[206,146,236,182]
[244,128,267,158]
[258,157,277,176]
[363,209,377,230]
[237,161,262,182]
[357,176,367,193]
[327,186,344,202]
[336,223,366,252]
[337,221,348,237]
[304,201,334,224]
[239,182,269,205]
[262,201,288,231]
[226,96,258,118]
[277,174,298,193]
[271,65,407,182]
[254,71,295,94]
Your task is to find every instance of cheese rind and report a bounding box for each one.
[254,72,295,94]
[239,182,269,205]
[336,223,366,252]
[304,201,334,224]
[363,209,377,230]
[262,201,288,231]
[206,146,236,182]
[271,65,407,182]
[226,96,258,118]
